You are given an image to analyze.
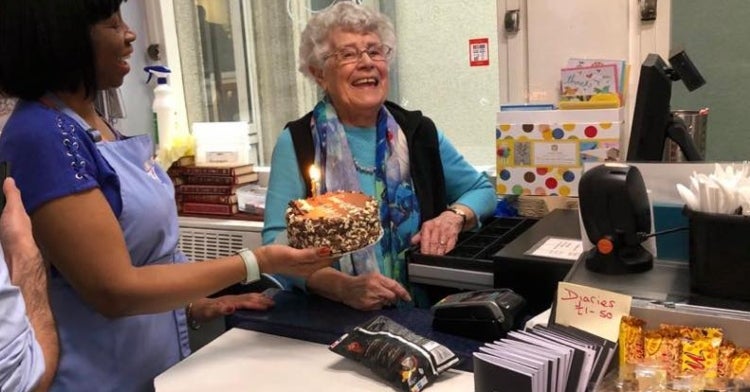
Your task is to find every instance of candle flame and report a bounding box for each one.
[308,165,321,196]
[308,165,320,181]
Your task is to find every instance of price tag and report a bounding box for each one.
[527,236,583,260]
[554,282,631,342]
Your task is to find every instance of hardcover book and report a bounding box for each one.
[179,193,239,205]
[181,202,239,216]
[179,184,246,195]
[181,163,254,177]
[185,172,258,186]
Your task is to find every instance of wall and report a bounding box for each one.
[119,0,154,137]
[671,1,750,161]
[393,1,499,167]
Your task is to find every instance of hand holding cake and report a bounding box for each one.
[252,244,335,277]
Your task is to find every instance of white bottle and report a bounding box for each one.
[145,66,176,149]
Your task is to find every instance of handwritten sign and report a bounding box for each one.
[555,282,631,342]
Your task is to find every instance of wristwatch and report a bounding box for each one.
[237,248,261,284]
[446,206,467,229]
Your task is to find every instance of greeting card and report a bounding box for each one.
[560,64,619,99]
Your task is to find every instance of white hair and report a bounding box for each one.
[298,1,396,80]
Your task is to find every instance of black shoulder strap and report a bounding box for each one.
[286,111,315,198]
[384,101,447,222]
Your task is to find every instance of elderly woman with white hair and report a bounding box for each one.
[263,1,496,310]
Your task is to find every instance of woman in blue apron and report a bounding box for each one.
[0,2,333,391]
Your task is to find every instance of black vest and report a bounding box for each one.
[285,101,447,223]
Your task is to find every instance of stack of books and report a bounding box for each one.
[473,324,616,392]
[168,158,258,217]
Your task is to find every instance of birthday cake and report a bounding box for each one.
[286,191,382,254]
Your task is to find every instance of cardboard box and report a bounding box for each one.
[496,109,623,196]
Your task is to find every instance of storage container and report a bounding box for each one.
[684,207,750,300]
[193,122,251,166]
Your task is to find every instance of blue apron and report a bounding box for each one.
[47,102,190,392]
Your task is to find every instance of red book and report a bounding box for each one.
[181,164,254,177]
[185,172,258,186]
[178,193,239,205]
[181,202,239,216]
[179,184,245,195]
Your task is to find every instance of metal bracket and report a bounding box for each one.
[639,0,657,21]
[504,9,520,34]
[147,43,161,62]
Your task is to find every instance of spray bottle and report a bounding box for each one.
[144,65,176,149]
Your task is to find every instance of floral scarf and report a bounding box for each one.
[310,97,420,287]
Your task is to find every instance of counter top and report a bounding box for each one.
[564,257,750,312]
[178,214,263,231]
[227,290,484,372]
[155,329,474,391]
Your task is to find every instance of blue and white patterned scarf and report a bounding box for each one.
[310,97,421,287]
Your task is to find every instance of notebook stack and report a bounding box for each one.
[473,324,616,392]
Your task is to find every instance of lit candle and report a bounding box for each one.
[308,165,321,197]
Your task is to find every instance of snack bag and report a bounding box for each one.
[330,316,459,392]
[678,326,722,378]
[619,316,646,365]
[717,341,736,378]
[731,349,750,381]
[644,328,681,377]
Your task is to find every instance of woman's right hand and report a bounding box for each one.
[338,273,412,311]
[254,244,334,277]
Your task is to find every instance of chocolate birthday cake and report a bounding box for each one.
[286,191,382,254]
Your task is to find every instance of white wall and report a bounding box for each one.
[394,2,499,167]
[119,0,155,137]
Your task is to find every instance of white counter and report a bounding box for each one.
[155,328,474,391]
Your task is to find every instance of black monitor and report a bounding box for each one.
[626,51,706,162]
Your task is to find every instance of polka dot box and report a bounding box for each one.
[496,108,624,197]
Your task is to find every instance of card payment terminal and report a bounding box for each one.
[431,288,526,341]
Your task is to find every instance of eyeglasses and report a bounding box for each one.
[324,44,393,65]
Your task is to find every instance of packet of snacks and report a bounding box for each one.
[618,316,646,380]
[717,341,737,378]
[677,327,722,378]
[619,316,646,366]
[730,349,750,380]
[644,327,681,377]
[329,316,459,392]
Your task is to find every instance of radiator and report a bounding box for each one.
[178,217,263,262]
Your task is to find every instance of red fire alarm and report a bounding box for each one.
[469,38,490,67]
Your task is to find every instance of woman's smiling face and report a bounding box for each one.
[313,28,390,126]
[90,10,136,90]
